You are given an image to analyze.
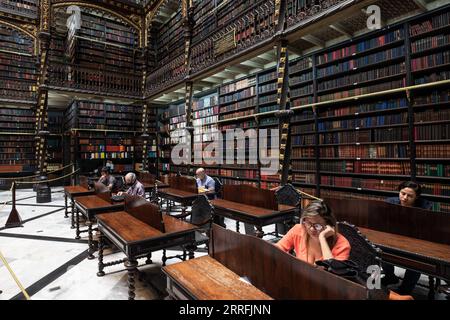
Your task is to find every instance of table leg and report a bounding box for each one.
[162,249,167,266]
[145,252,152,265]
[428,276,435,300]
[87,219,95,260]
[64,194,68,218]
[255,226,264,238]
[75,208,81,240]
[186,242,196,260]
[125,258,138,300]
[71,201,75,229]
[97,232,105,277]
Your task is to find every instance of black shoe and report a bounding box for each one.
[381,275,400,286]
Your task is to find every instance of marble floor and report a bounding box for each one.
[0,187,446,300]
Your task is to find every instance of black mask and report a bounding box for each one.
[126,181,135,187]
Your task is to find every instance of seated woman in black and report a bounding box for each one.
[383,181,432,295]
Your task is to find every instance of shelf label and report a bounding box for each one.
[214,29,236,57]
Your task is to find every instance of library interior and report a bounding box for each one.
[0,0,450,301]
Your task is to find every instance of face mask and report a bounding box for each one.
[126,181,135,187]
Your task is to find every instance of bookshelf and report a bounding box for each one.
[135,107,158,173]
[286,6,450,212]
[0,23,38,102]
[0,0,39,19]
[64,100,143,175]
[48,5,142,97]
[218,75,260,186]
[152,5,183,69]
[410,10,450,212]
[192,90,220,174]
[157,106,171,175]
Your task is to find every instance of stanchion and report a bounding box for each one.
[5,182,23,228]
[3,168,80,228]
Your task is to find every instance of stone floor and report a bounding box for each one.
[0,187,446,300]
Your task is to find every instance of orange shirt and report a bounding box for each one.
[276,224,351,263]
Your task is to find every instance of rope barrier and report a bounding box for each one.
[0,163,75,181]
[0,249,30,300]
[296,188,323,201]
[15,169,80,185]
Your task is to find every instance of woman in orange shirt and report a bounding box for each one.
[276,200,413,300]
[276,200,350,264]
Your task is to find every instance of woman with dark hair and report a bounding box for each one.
[385,181,432,209]
[383,181,431,295]
[276,200,351,263]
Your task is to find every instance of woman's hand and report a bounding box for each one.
[319,225,335,240]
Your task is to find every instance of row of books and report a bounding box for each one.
[79,152,133,160]
[290,72,314,86]
[219,97,257,114]
[293,173,316,184]
[417,164,450,177]
[320,161,411,175]
[316,46,405,78]
[258,70,277,84]
[290,57,313,74]
[220,77,256,95]
[411,50,450,71]
[220,109,255,121]
[317,63,406,92]
[414,124,450,140]
[318,79,406,102]
[414,89,450,105]
[415,70,450,85]
[320,98,408,118]
[219,169,259,179]
[193,107,219,119]
[259,93,278,105]
[409,11,450,37]
[219,87,256,104]
[421,183,450,197]
[79,145,134,152]
[411,34,450,54]
[291,85,314,98]
[320,176,402,192]
[258,83,277,94]
[328,127,408,143]
[315,29,405,65]
[319,145,410,158]
[318,113,408,130]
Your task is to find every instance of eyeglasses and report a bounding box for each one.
[301,219,325,232]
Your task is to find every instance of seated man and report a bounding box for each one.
[118,173,145,197]
[195,168,215,196]
[98,167,116,192]
[383,181,432,295]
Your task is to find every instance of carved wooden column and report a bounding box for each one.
[183,0,195,174]
[35,0,52,202]
[141,103,150,172]
[275,40,292,186]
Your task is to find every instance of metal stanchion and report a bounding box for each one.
[5,182,23,228]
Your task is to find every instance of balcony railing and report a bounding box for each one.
[145,54,187,97]
[286,0,352,28]
[48,63,142,97]
[188,0,277,75]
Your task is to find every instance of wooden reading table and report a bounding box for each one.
[96,196,198,300]
[325,197,450,298]
[163,224,384,300]
[158,176,199,215]
[211,185,297,238]
[74,183,125,259]
[64,185,95,228]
